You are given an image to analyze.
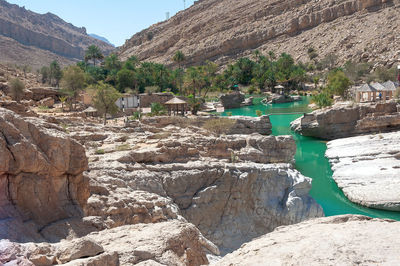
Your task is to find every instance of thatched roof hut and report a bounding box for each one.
[164,97,188,116]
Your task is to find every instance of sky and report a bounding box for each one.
[6,0,195,47]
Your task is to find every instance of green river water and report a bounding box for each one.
[222,97,400,220]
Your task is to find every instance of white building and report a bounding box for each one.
[115,95,140,110]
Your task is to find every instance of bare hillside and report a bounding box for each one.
[119,0,400,67]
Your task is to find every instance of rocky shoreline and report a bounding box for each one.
[0,107,323,265]
[291,101,400,140]
[326,131,400,211]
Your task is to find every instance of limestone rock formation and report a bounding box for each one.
[0,221,214,266]
[82,117,323,253]
[291,101,400,140]
[119,0,400,67]
[0,107,89,241]
[326,131,400,211]
[0,0,114,68]
[267,94,302,104]
[220,93,245,109]
[216,215,400,266]
[0,109,323,264]
[140,115,273,135]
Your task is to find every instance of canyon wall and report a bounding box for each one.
[119,0,400,67]
[0,0,115,68]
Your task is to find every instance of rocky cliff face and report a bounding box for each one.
[0,107,89,242]
[80,116,323,253]
[119,0,400,67]
[216,215,400,265]
[0,109,323,264]
[290,101,400,140]
[0,0,114,68]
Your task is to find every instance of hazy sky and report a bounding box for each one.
[6,0,195,47]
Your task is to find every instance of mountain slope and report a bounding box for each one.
[0,0,115,68]
[89,33,115,47]
[119,0,400,67]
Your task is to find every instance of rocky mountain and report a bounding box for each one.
[89,33,115,47]
[0,0,115,69]
[119,0,400,68]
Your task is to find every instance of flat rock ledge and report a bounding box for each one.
[326,131,400,211]
[215,215,400,266]
[291,101,400,140]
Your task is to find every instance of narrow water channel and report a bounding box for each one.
[222,97,400,220]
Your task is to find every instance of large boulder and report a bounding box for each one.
[216,215,400,265]
[0,107,89,241]
[326,131,400,211]
[0,221,214,266]
[291,101,400,140]
[220,92,245,109]
[140,115,273,135]
[267,94,302,104]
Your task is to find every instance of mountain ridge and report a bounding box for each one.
[89,33,115,47]
[119,0,400,68]
[0,0,115,68]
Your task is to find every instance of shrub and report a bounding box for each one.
[150,102,166,116]
[116,144,131,151]
[312,90,333,108]
[95,149,105,155]
[256,110,263,117]
[203,118,236,135]
[131,111,142,121]
[9,78,25,102]
[226,112,233,116]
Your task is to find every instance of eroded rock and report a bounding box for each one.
[291,101,400,140]
[326,131,400,211]
[216,215,400,266]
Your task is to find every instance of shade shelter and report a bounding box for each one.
[356,84,376,102]
[381,81,399,100]
[83,106,98,117]
[164,97,188,116]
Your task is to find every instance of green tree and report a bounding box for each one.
[84,45,104,67]
[49,61,62,87]
[172,50,185,69]
[91,82,121,125]
[104,53,122,71]
[327,70,351,98]
[60,66,86,110]
[116,68,135,92]
[9,78,25,103]
[40,66,50,84]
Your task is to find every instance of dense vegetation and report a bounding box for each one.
[34,45,399,113]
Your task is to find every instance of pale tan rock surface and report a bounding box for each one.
[291,101,400,140]
[120,0,400,67]
[0,221,212,266]
[326,131,400,211]
[82,117,322,253]
[0,107,89,241]
[215,215,400,266]
[0,110,322,265]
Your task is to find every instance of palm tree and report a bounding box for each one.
[84,45,104,67]
[172,50,185,69]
